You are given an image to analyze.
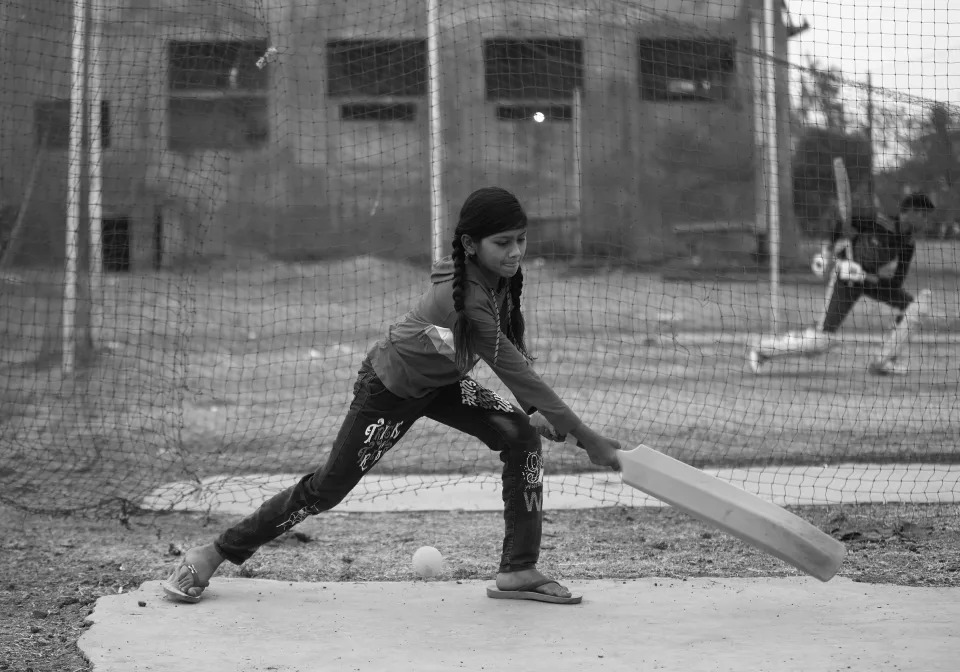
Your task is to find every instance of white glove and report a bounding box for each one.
[836,259,866,283]
[811,252,829,278]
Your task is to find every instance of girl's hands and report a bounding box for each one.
[528,415,622,472]
[568,424,622,472]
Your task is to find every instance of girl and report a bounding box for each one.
[163,186,622,606]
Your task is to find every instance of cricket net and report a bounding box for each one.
[0,0,958,516]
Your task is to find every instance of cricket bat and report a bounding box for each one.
[833,156,851,227]
[570,437,846,582]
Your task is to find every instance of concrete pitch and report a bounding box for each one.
[79,577,959,671]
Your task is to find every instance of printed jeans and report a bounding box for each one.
[215,362,544,572]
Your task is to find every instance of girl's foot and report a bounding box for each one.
[162,543,224,603]
[488,567,581,604]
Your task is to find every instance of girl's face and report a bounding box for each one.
[464,228,527,284]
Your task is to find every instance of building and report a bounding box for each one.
[0,0,794,269]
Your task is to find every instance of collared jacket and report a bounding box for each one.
[833,214,915,290]
[365,256,581,435]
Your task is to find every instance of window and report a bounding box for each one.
[327,40,426,122]
[495,105,571,122]
[34,99,111,149]
[484,39,583,101]
[168,40,269,150]
[170,41,268,91]
[637,38,735,102]
[340,103,417,122]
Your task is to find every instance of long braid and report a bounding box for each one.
[451,238,475,371]
[451,186,529,369]
[506,269,532,360]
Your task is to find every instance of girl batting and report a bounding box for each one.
[163,187,622,605]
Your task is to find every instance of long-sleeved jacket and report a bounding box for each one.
[365,257,581,435]
[832,214,915,290]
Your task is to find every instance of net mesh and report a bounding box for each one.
[0,0,957,515]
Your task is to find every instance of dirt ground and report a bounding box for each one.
[1,502,958,672]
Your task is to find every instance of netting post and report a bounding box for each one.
[64,0,87,374]
[571,86,584,261]
[763,0,781,332]
[427,0,444,263]
[88,0,103,345]
[751,14,765,267]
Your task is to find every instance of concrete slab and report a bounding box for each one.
[140,465,960,516]
[79,578,959,672]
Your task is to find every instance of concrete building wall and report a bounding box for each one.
[0,0,790,268]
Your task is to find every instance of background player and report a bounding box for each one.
[748,193,935,376]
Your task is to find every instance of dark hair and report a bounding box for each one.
[450,187,531,371]
[899,193,935,212]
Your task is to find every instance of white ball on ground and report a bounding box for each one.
[412,546,443,578]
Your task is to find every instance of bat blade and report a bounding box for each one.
[618,445,846,582]
[833,156,851,226]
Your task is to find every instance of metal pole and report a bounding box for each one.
[64,0,87,374]
[751,15,766,262]
[572,87,583,260]
[763,0,780,332]
[427,0,444,262]
[866,72,875,202]
[89,0,103,340]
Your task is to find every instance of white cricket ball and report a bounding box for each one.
[412,546,443,578]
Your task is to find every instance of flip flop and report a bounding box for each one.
[486,578,582,604]
[161,562,209,604]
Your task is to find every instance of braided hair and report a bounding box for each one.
[451,187,532,371]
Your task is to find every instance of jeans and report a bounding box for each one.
[215,361,544,572]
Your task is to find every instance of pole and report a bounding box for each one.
[427,0,444,262]
[751,16,766,262]
[64,0,87,374]
[571,87,583,260]
[89,0,103,341]
[763,0,780,332]
[866,72,875,203]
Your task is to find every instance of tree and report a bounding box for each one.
[927,103,958,188]
[791,58,874,235]
[796,58,847,131]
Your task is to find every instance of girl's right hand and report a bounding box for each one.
[570,424,622,471]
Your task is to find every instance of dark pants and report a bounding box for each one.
[820,277,914,333]
[215,362,544,573]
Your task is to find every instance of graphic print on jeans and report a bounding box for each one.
[358,418,405,472]
[523,450,544,512]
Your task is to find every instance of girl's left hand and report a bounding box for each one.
[528,412,563,442]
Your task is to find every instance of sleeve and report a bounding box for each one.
[465,292,581,435]
[878,239,913,290]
